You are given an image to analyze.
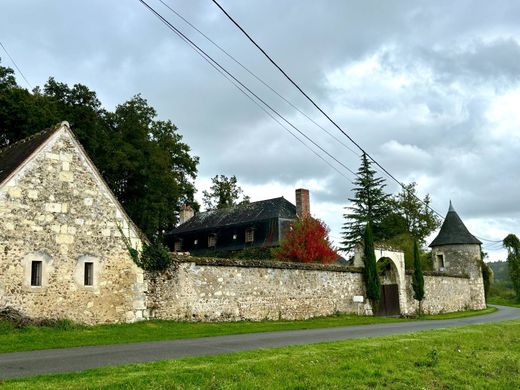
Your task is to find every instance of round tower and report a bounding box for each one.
[429,201,482,278]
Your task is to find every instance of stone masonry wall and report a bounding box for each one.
[0,127,147,324]
[404,273,485,315]
[147,257,371,321]
[148,256,486,321]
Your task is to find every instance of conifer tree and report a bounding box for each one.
[503,234,520,302]
[412,240,425,313]
[341,153,390,252]
[363,222,380,305]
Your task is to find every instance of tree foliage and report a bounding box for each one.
[363,222,381,304]
[0,61,199,238]
[412,240,425,304]
[392,182,441,245]
[341,153,391,252]
[275,216,337,264]
[202,175,250,210]
[503,233,520,302]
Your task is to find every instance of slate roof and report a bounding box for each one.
[170,197,297,235]
[0,127,59,186]
[429,202,482,247]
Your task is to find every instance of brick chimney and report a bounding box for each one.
[295,188,310,218]
[179,204,194,224]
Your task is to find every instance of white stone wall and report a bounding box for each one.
[404,273,486,315]
[148,257,486,322]
[0,126,147,324]
[148,259,371,321]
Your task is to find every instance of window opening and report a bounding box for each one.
[84,262,94,286]
[31,261,42,286]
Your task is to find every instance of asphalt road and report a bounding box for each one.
[1,304,519,379]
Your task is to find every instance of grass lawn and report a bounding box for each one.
[0,308,496,354]
[3,318,520,389]
[488,296,520,308]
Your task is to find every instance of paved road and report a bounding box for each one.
[1,305,519,379]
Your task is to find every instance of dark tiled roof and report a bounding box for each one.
[0,127,59,186]
[429,202,482,247]
[171,197,297,234]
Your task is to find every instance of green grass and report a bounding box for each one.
[419,306,496,320]
[0,307,496,354]
[3,319,520,389]
[488,285,520,307]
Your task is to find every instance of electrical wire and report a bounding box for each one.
[157,0,360,158]
[137,0,357,182]
[0,40,32,89]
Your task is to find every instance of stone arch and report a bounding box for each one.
[375,248,407,316]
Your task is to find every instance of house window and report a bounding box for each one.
[84,262,94,286]
[194,239,198,245]
[208,234,217,248]
[31,261,42,286]
[245,228,254,243]
[436,254,445,270]
[174,240,182,252]
[233,234,237,240]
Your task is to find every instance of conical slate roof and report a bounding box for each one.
[429,201,482,247]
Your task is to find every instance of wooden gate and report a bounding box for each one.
[376,284,400,316]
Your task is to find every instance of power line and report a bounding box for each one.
[137,0,357,182]
[0,41,32,89]
[210,0,446,220]
[157,0,360,158]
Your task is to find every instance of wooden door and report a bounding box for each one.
[376,284,400,316]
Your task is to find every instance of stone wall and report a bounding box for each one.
[147,257,371,321]
[404,273,485,315]
[0,126,147,324]
[147,256,486,322]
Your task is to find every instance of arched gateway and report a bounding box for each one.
[353,247,407,316]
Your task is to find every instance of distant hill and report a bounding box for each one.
[488,261,512,287]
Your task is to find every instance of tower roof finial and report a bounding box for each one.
[449,200,455,212]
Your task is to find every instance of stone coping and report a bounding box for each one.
[170,255,364,274]
[405,269,470,279]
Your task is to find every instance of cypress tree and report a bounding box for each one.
[363,222,380,305]
[341,153,390,252]
[412,240,425,313]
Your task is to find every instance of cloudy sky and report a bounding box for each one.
[2,0,519,260]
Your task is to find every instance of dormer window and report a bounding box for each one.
[245,228,254,243]
[208,234,217,248]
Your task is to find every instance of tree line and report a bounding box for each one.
[0,61,198,239]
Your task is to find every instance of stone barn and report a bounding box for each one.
[0,122,147,324]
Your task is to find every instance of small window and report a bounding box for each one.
[436,254,445,269]
[208,234,217,248]
[31,261,42,286]
[245,228,254,243]
[84,262,94,286]
[232,234,237,240]
[194,239,198,245]
[174,240,182,252]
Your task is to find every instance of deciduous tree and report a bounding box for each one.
[0,62,199,238]
[275,216,337,264]
[202,175,250,210]
[503,234,520,302]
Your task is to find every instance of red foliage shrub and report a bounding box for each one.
[275,216,337,264]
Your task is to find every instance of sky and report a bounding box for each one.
[1,0,519,261]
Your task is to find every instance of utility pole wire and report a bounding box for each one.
[138,0,357,182]
[157,0,360,158]
[210,0,446,220]
[0,41,32,89]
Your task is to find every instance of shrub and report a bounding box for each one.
[275,216,337,264]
